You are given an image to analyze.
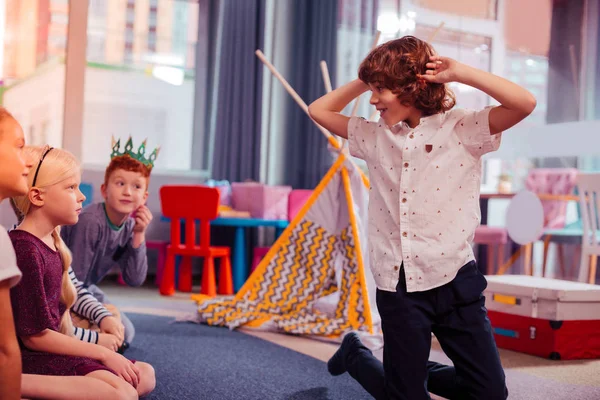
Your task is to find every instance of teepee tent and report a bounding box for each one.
[196,153,380,341]
[194,41,384,345]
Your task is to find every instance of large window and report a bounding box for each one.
[82,0,198,171]
[372,0,574,191]
[411,0,498,20]
[2,0,598,182]
[0,0,69,148]
[415,24,493,111]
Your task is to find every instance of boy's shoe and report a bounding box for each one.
[327,332,366,376]
[117,341,130,355]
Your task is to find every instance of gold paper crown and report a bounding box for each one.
[110,136,160,169]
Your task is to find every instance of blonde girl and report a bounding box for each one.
[10,145,155,399]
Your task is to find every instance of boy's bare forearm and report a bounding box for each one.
[309,79,369,113]
[457,65,536,114]
[308,79,370,138]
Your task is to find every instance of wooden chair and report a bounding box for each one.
[576,173,600,284]
[497,169,578,276]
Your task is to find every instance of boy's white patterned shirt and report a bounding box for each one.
[348,107,502,292]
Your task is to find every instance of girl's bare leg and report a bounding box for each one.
[134,362,156,397]
[21,371,138,400]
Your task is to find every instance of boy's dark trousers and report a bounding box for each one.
[346,261,508,400]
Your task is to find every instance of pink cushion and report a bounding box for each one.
[525,168,578,229]
[231,183,292,220]
[474,226,509,245]
[251,246,270,273]
[146,240,168,250]
[288,189,313,221]
[146,241,168,286]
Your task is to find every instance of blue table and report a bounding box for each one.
[212,218,288,291]
[161,216,289,291]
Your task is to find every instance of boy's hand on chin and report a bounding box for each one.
[132,205,153,234]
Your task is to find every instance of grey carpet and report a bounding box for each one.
[428,342,600,400]
[126,313,371,400]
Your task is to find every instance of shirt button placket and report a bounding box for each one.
[400,129,415,275]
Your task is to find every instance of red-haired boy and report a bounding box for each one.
[61,138,158,350]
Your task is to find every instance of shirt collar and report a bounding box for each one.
[388,113,441,134]
[103,203,125,232]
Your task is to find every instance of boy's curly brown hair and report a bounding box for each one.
[358,36,456,116]
[104,155,151,189]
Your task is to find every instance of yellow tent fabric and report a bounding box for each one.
[195,154,380,339]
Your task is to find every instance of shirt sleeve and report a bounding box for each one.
[73,326,99,344]
[118,222,148,287]
[61,216,102,283]
[348,116,378,161]
[453,106,502,158]
[10,241,55,337]
[69,266,112,325]
[0,229,21,288]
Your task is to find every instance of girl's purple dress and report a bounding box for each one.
[9,230,115,376]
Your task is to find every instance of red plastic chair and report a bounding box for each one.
[148,240,168,286]
[159,185,233,297]
[119,240,168,286]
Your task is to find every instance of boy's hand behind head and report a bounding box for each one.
[419,56,465,84]
[358,36,456,119]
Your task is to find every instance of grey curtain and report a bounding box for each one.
[283,0,339,189]
[546,0,585,124]
[595,2,600,120]
[193,0,219,171]
[210,0,266,181]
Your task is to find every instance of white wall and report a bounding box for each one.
[2,62,65,148]
[82,66,195,171]
[262,0,293,185]
[0,63,202,266]
[2,63,196,171]
[491,119,600,160]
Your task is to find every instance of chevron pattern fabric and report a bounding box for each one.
[196,218,372,337]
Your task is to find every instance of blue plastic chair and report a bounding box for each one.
[80,182,94,207]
